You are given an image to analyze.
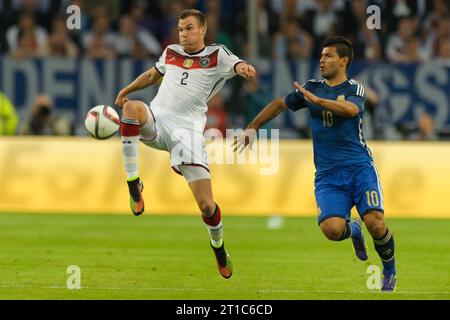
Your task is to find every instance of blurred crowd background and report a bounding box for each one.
[0,0,449,140]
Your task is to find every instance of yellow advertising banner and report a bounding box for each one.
[0,137,449,218]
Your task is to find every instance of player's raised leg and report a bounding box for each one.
[316,184,368,260]
[364,210,396,292]
[120,100,148,216]
[183,169,232,279]
[319,216,368,261]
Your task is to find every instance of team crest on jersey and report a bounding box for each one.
[337,95,346,101]
[183,59,194,68]
[199,57,210,68]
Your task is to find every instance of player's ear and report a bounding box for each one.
[341,56,349,68]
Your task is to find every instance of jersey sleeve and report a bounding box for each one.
[218,45,243,79]
[154,48,167,75]
[284,82,310,111]
[347,82,365,111]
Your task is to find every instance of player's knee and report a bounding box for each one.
[320,224,344,241]
[198,199,215,216]
[320,218,346,241]
[123,101,144,119]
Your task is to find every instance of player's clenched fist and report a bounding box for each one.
[115,89,129,108]
[235,62,257,80]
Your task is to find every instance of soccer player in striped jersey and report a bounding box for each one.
[115,9,256,279]
[234,37,396,292]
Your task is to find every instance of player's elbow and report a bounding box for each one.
[345,105,360,118]
[276,97,289,112]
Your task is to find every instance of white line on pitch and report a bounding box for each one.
[1,285,449,296]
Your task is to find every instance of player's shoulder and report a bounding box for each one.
[302,79,324,88]
[208,43,234,56]
[165,44,183,53]
[347,78,365,97]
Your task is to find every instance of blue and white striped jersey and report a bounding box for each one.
[284,78,373,173]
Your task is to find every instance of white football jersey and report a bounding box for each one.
[150,44,243,131]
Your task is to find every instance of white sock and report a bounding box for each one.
[120,118,140,179]
[206,222,223,248]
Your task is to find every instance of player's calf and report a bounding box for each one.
[320,217,368,260]
[364,211,396,288]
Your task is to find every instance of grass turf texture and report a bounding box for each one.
[0,213,449,300]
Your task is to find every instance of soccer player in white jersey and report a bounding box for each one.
[114,9,256,279]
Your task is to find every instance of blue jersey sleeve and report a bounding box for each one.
[284,82,310,111]
[346,82,365,111]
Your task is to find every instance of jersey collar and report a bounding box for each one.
[183,46,206,56]
[323,78,350,88]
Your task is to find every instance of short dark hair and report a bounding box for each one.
[178,9,206,26]
[323,36,354,70]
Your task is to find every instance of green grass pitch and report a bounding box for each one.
[0,213,449,300]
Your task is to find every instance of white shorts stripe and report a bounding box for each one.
[370,162,384,207]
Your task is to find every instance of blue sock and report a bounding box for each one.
[374,228,396,276]
[338,222,352,240]
[349,221,362,239]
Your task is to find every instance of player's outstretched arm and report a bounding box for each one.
[293,82,359,118]
[232,97,288,152]
[115,67,163,108]
[235,62,257,80]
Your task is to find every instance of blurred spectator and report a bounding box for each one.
[6,10,48,59]
[239,76,272,128]
[82,1,121,27]
[162,23,180,49]
[271,0,318,16]
[273,19,313,60]
[82,15,116,59]
[129,0,160,37]
[20,94,72,135]
[115,15,161,58]
[254,0,280,57]
[0,92,19,135]
[304,0,345,56]
[42,16,79,58]
[205,14,235,51]
[343,0,382,61]
[423,0,449,34]
[355,26,382,62]
[160,0,185,46]
[204,0,221,16]
[437,38,450,60]
[206,94,228,137]
[273,0,312,25]
[385,17,428,62]
[428,16,450,58]
[10,0,56,30]
[311,0,342,38]
[407,112,439,140]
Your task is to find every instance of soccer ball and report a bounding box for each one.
[84,105,120,139]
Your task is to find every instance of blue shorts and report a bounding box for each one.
[315,162,384,225]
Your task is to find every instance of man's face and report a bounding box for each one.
[178,16,206,52]
[319,46,347,79]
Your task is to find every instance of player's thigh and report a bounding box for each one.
[315,185,353,225]
[169,129,207,166]
[353,163,384,221]
[139,103,157,142]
